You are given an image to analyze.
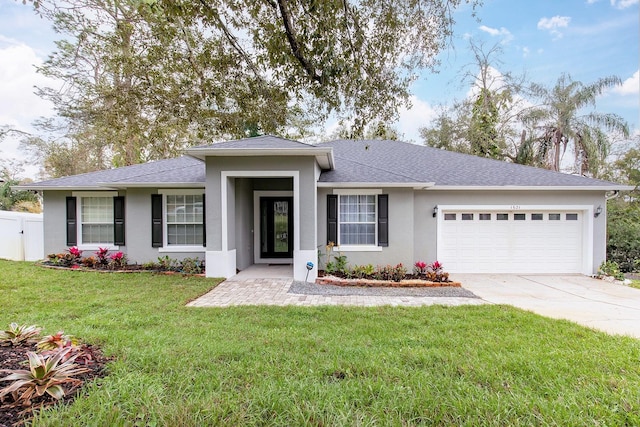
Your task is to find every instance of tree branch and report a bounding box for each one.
[276,0,322,83]
[197,0,263,80]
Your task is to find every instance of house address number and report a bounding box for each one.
[510,205,521,210]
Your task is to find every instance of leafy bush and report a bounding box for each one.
[346,264,375,279]
[598,260,625,281]
[46,252,77,268]
[607,200,640,272]
[180,257,204,274]
[157,255,178,271]
[0,348,89,404]
[0,323,42,346]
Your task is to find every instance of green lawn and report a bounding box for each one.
[2,260,639,426]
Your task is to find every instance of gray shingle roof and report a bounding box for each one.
[22,138,627,190]
[20,156,204,189]
[191,135,315,150]
[318,139,625,188]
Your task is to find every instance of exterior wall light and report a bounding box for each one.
[433,206,438,218]
[594,205,603,218]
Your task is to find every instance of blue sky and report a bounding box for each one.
[0,0,638,178]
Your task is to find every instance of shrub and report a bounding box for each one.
[157,256,178,271]
[81,256,98,268]
[606,200,640,272]
[180,257,204,274]
[0,348,89,404]
[46,252,77,268]
[598,260,625,281]
[0,323,42,346]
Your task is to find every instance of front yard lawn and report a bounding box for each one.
[2,260,639,425]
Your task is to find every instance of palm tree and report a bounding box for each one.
[520,73,629,176]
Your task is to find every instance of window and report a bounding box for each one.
[80,197,114,244]
[566,213,578,221]
[479,213,491,220]
[461,213,474,220]
[531,213,543,221]
[165,194,204,246]
[69,192,123,248]
[549,213,561,220]
[497,213,509,220]
[514,213,526,221]
[339,195,376,245]
[444,213,456,220]
[327,191,387,249]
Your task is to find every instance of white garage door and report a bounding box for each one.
[439,210,584,273]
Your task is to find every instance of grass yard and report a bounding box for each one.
[2,260,639,426]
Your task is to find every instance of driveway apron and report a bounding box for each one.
[455,274,640,339]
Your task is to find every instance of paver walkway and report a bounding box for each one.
[187,278,487,308]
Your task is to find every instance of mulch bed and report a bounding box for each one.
[316,275,461,288]
[0,344,110,427]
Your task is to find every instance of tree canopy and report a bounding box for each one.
[21,0,478,177]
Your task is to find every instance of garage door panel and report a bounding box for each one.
[440,210,583,273]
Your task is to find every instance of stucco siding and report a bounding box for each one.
[316,188,415,268]
[318,188,607,274]
[43,189,205,264]
[205,156,318,252]
[42,191,70,256]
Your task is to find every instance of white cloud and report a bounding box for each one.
[521,47,530,58]
[0,42,54,126]
[478,25,514,44]
[610,0,639,8]
[537,16,572,38]
[395,96,437,143]
[613,70,640,95]
[0,40,56,179]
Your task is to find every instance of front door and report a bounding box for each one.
[260,197,293,259]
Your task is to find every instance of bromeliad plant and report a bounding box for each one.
[0,323,42,347]
[0,348,89,405]
[37,332,79,352]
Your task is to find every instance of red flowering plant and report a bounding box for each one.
[109,252,127,269]
[95,247,110,266]
[414,261,427,275]
[68,247,82,259]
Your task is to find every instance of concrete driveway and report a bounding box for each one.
[453,274,640,339]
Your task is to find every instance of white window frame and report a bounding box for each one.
[332,189,382,252]
[158,189,205,253]
[72,191,119,250]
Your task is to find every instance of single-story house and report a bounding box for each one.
[20,136,631,281]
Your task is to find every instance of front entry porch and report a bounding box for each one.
[232,264,293,279]
[205,168,318,282]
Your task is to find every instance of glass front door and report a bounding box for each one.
[260,197,293,259]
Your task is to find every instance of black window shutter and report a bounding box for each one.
[151,194,163,247]
[113,196,125,246]
[201,193,206,247]
[378,194,389,247]
[66,196,77,246]
[327,194,338,245]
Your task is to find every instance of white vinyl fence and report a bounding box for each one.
[0,211,44,261]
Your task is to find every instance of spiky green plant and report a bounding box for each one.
[0,348,89,404]
[0,323,42,346]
